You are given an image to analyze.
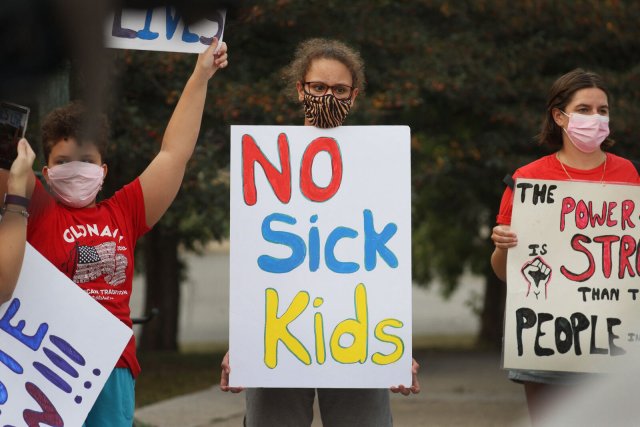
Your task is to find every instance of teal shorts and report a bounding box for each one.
[83,368,135,427]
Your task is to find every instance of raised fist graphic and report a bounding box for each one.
[521,256,551,300]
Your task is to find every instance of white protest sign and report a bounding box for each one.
[504,178,640,373]
[229,126,412,388]
[104,7,226,53]
[0,245,132,426]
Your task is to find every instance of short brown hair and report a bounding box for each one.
[538,68,614,148]
[41,101,110,161]
[283,38,366,101]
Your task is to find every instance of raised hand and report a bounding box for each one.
[8,139,36,197]
[193,37,228,82]
[139,37,229,227]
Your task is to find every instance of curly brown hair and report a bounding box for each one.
[283,38,366,101]
[538,68,614,149]
[41,101,110,162]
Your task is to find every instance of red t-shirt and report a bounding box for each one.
[497,153,640,225]
[27,178,149,377]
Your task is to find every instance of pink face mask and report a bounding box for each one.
[46,161,105,208]
[562,111,610,153]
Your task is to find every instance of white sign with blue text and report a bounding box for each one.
[229,126,412,388]
[104,7,226,53]
[0,245,132,426]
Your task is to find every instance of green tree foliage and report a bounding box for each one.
[230,0,640,346]
[104,0,640,348]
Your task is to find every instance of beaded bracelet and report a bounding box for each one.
[0,205,29,218]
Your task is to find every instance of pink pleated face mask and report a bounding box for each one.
[562,111,610,153]
[46,161,105,208]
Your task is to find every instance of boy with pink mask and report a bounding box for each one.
[0,40,228,426]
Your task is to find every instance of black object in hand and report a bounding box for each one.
[0,102,30,170]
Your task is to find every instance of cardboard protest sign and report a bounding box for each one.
[104,7,226,53]
[504,178,640,373]
[0,245,132,426]
[229,126,412,388]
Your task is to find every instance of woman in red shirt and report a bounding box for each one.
[491,68,640,424]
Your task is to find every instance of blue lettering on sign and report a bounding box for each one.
[308,215,320,272]
[0,380,7,405]
[33,362,72,393]
[181,24,199,43]
[0,349,23,374]
[165,6,181,40]
[0,300,99,422]
[166,7,198,43]
[258,213,306,273]
[364,209,398,271]
[43,348,79,378]
[111,9,137,38]
[137,9,159,40]
[0,348,24,406]
[325,227,359,273]
[257,210,398,274]
[199,11,225,45]
[50,335,86,366]
[111,7,224,46]
[0,299,48,351]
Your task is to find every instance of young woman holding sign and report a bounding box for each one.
[0,40,228,426]
[491,68,640,423]
[0,139,36,304]
[220,38,420,426]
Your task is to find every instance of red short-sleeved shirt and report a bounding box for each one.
[27,178,149,377]
[497,153,640,225]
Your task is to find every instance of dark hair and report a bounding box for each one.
[538,68,614,148]
[283,38,366,101]
[41,101,110,162]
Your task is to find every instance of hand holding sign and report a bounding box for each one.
[521,256,551,300]
[105,7,226,54]
[390,358,421,396]
[219,351,243,394]
[193,38,228,82]
[491,224,517,249]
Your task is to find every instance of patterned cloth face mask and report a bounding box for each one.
[303,93,352,129]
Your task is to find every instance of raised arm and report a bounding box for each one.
[139,39,228,227]
[0,139,36,303]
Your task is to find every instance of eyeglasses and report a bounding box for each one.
[304,81,354,100]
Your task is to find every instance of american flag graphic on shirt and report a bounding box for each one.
[69,241,128,286]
